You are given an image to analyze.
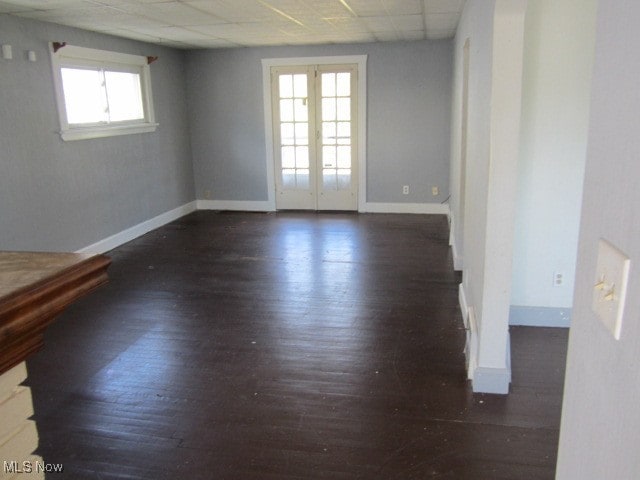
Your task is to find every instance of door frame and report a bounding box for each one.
[262,55,367,211]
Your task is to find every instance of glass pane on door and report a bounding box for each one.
[320,72,352,192]
[277,73,309,190]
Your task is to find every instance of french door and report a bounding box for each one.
[272,64,358,210]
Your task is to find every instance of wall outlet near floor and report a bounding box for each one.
[204,189,211,199]
[553,271,564,287]
[402,185,409,195]
[432,186,439,196]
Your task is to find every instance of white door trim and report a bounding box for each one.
[262,55,367,211]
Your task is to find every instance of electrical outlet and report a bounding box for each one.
[592,239,630,340]
[204,189,211,199]
[553,272,564,287]
[432,186,439,196]
[402,185,409,195]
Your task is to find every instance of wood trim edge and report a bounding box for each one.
[0,255,111,375]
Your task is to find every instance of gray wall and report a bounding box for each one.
[0,15,451,252]
[556,1,640,477]
[0,14,194,252]
[186,40,452,204]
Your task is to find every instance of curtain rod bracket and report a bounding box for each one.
[147,56,158,65]
[52,42,67,53]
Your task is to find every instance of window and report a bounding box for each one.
[51,44,157,141]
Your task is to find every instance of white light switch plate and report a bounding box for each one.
[592,239,630,340]
[2,44,12,60]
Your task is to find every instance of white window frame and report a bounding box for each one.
[50,44,158,141]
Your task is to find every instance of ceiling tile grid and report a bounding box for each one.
[1,0,464,48]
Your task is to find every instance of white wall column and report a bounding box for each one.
[453,0,527,393]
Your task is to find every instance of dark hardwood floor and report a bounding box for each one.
[25,211,568,479]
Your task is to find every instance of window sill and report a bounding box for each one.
[60,123,158,141]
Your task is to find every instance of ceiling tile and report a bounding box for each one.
[323,17,369,34]
[3,0,463,48]
[186,0,272,22]
[189,22,280,39]
[113,0,178,3]
[14,5,110,23]
[0,1,29,12]
[329,31,376,44]
[298,0,352,18]
[342,0,384,17]
[388,14,424,30]
[83,0,131,6]
[423,0,465,14]
[117,2,226,26]
[424,12,460,31]
[382,0,423,15]
[360,16,394,32]
[101,27,168,42]
[261,0,315,16]
[96,13,173,29]
[1,0,85,8]
[155,25,217,39]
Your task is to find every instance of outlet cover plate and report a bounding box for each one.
[592,239,630,340]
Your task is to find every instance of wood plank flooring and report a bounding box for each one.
[25,211,568,479]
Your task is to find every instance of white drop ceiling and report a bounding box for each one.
[0,0,465,49]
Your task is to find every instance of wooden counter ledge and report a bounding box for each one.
[0,251,111,375]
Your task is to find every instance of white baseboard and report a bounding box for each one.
[472,332,512,394]
[509,305,572,327]
[76,201,197,254]
[463,293,511,394]
[449,215,455,245]
[472,366,511,394]
[197,199,275,212]
[466,306,478,381]
[197,200,448,215]
[73,199,448,256]
[360,202,450,215]
[459,283,469,329]
[451,241,463,271]
[459,284,476,380]
[449,215,463,270]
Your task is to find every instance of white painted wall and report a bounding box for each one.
[452,0,527,393]
[451,0,494,332]
[556,1,640,477]
[511,0,597,316]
